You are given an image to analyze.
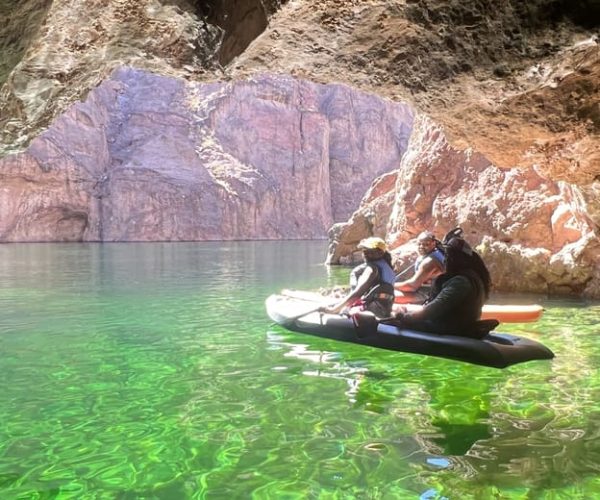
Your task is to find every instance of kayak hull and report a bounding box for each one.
[266,294,554,369]
[480,304,544,322]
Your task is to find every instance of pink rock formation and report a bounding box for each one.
[327,115,600,297]
[0,68,413,242]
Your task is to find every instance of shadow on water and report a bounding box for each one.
[266,307,600,495]
[428,422,492,456]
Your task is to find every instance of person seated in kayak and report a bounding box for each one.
[394,231,445,304]
[320,237,396,319]
[393,232,492,336]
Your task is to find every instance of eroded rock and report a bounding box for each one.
[1,0,599,297]
[0,69,413,241]
[327,115,600,297]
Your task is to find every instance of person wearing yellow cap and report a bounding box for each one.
[320,236,396,319]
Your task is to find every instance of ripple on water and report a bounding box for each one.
[1,243,600,498]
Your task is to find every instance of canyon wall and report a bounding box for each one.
[327,115,600,297]
[0,68,413,241]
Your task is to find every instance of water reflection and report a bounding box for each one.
[266,331,369,404]
[267,328,493,455]
[266,315,600,493]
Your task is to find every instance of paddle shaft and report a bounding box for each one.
[280,289,326,302]
[281,305,324,325]
[395,265,413,281]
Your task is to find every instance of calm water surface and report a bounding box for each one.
[1,241,599,499]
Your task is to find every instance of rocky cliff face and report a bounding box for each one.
[228,0,600,296]
[0,68,412,241]
[0,0,599,295]
[327,116,600,297]
[231,0,600,185]
[0,0,219,155]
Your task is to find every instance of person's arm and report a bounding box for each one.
[321,265,376,314]
[403,276,471,321]
[395,257,441,292]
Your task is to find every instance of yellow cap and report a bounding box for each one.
[358,237,387,251]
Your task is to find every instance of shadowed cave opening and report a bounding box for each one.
[524,0,600,29]
[188,0,289,65]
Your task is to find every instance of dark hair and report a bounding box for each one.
[445,241,491,299]
[382,250,393,267]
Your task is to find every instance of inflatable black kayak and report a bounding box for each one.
[265,294,555,369]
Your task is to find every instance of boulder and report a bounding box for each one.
[327,115,600,297]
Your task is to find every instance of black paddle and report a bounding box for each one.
[280,306,323,326]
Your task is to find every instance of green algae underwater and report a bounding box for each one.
[0,241,599,499]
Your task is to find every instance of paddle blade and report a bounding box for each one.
[265,294,326,326]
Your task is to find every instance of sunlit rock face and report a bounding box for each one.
[0,0,221,156]
[327,116,600,297]
[0,69,413,242]
[0,0,288,156]
[230,0,600,225]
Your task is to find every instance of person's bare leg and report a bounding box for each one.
[394,291,421,304]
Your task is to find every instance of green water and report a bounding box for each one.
[0,241,599,499]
